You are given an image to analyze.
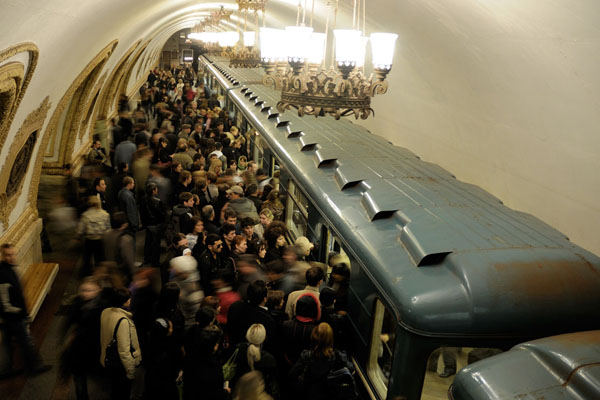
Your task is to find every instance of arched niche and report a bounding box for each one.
[42,40,118,174]
[95,39,142,120]
[78,72,107,140]
[115,39,150,103]
[0,43,39,153]
[0,97,51,229]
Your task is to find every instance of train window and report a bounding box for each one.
[367,299,396,399]
[286,180,309,240]
[420,347,502,400]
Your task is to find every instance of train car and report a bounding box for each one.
[199,55,600,400]
[449,330,600,400]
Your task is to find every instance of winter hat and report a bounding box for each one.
[294,236,313,256]
[170,255,197,273]
[295,292,321,323]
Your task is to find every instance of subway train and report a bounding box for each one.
[450,330,600,400]
[199,55,600,400]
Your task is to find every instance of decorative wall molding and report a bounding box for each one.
[0,97,50,229]
[116,40,149,104]
[96,39,142,119]
[0,204,38,247]
[42,39,118,174]
[79,72,107,140]
[0,42,39,154]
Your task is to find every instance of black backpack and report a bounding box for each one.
[104,318,126,374]
[326,352,358,400]
[164,210,182,246]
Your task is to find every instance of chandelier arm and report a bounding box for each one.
[363,0,366,35]
[310,0,315,27]
[331,0,339,69]
[369,80,388,97]
[297,0,301,26]
[302,0,307,25]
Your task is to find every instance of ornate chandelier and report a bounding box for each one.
[228,0,265,68]
[187,6,234,54]
[260,0,397,119]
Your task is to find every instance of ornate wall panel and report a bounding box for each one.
[0,43,38,153]
[96,39,141,120]
[117,40,149,101]
[0,97,50,228]
[79,72,107,140]
[42,40,118,174]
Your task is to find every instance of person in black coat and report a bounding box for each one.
[0,244,50,377]
[227,280,278,355]
[281,292,320,366]
[183,326,230,400]
[231,324,280,399]
[59,276,109,399]
[144,318,183,400]
[141,182,167,268]
[288,322,355,400]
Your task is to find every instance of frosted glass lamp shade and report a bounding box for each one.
[307,32,326,64]
[334,29,361,66]
[260,28,286,62]
[217,32,228,47]
[370,32,398,69]
[285,26,314,62]
[243,31,256,47]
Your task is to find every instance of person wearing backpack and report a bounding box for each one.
[100,287,142,400]
[288,322,357,400]
[165,192,194,245]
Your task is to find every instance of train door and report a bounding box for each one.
[285,180,310,241]
[366,299,397,400]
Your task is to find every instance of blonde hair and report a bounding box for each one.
[208,159,222,175]
[245,324,266,371]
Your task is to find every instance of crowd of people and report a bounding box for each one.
[44,64,358,400]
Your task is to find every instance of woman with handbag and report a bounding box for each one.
[99,287,142,400]
[288,322,356,400]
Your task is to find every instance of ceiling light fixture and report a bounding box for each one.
[260,0,397,119]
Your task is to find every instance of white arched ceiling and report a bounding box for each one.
[0,0,599,255]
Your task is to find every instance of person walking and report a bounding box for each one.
[0,244,51,378]
[100,288,142,400]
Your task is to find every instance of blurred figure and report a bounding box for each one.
[234,371,273,400]
[144,318,183,400]
[76,196,110,277]
[140,182,167,268]
[183,327,229,400]
[0,244,51,378]
[60,276,108,400]
[103,212,136,285]
[170,255,203,329]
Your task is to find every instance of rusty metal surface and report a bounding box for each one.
[452,331,600,400]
